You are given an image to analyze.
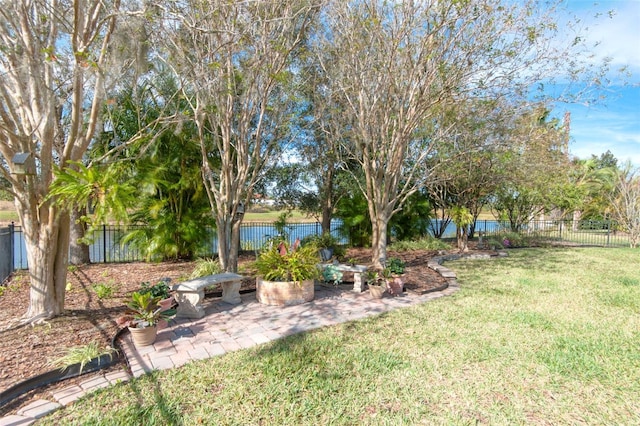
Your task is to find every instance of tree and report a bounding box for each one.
[312,0,605,268]
[608,164,640,248]
[0,0,126,321]
[425,99,509,238]
[451,206,474,252]
[157,0,320,272]
[491,107,570,231]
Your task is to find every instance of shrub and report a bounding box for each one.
[139,280,172,299]
[255,239,320,282]
[91,282,115,299]
[389,236,451,251]
[48,341,116,374]
[386,257,406,275]
[190,258,222,279]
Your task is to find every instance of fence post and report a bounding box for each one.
[103,224,107,263]
[9,222,15,273]
[559,220,563,241]
[606,220,611,247]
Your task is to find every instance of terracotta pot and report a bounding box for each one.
[256,277,315,306]
[128,325,157,347]
[387,277,404,296]
[158,296,175,311]
[369,284,385,299]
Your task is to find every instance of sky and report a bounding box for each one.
[555,0,640,166]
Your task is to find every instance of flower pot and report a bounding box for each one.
[256,277,315,306]
[387,277,404,296]
[128,325,157,347]
[158,296,175,312]
[369,284,385,299]
[319,248,334,262]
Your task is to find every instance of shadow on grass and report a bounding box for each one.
[116,371,184,426]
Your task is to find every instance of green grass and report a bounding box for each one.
[41,248,640,425]
[0,210,18,223]
[243,209,315,223]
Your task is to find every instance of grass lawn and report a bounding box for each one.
[242,209,316,223]
[0,210,18,223]
[42,248,640,425]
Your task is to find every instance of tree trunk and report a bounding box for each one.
[456,225,469,252]
[22,212,70,321]
[572,210,582,232]
[69,207,91,265]
[319,165,335,234]
[321,202,332,235]
[370,213,389,270]
[216,213,242,273]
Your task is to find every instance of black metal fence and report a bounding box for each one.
[8,221,345,271]
[473,219,631,248]
[0,224,14,284]
[2,218,633,278]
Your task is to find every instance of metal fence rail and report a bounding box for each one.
[3,218,633,277]
[474,219,630,248]
[8,220,345,270]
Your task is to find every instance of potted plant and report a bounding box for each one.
[125,291,175,346]
[365,269,387,299]
[254,238,321,306]
[386,257,405,296]
[139,279,174,311]
[303,232,345,262]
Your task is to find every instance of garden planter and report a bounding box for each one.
[158,296,175,311]
[319,248,334,262]
[256,277,315,306]
[387,277,404,296]
[128,325,157,347]
[369,284,385,299]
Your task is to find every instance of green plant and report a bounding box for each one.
[190,258,222,279]
[254,239,321,283]
[48,341,116,374]
[0,286,5,297]
[126,291,174,328]
[386,257,405,275]
[92,282,115,299]
[365,269,387,287]
[388,236,451,251]
[139,280,172,300]
[302,232,346,259]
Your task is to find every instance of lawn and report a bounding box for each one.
[41,248,640,425]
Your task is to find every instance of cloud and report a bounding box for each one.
[575,1,640,75]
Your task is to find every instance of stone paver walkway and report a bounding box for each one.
[0,255,466,425]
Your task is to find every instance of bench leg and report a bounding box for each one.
[175,289,206,319]
[222,281,242,304]
[353,272,364,293]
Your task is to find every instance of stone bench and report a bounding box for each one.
[171,273,244,319]
[324,264,369,292]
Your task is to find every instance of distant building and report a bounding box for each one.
[252,194,275,206]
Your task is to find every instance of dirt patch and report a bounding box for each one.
[0,248,457,415]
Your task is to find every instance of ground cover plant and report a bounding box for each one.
[40,248,640,425]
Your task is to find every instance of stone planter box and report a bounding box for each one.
[256,277,315,306]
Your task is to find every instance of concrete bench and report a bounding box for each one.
[324,264,368,292]
[172,273,244,319]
